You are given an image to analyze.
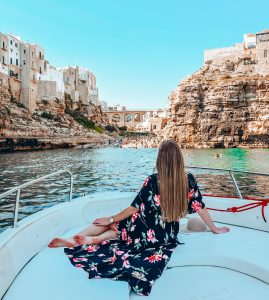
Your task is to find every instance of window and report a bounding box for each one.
[15,42,18,48]
[10,40,13,45]
[2,42,5,49]
[24,49,26,54]
[2,56,4,64]
[16,59,18,66]
[10,58,12,64]
[39,67,42,74]
[39,52,42,59]
[23,60,26,65]
[264,50,267,58]
[32,51,34,57]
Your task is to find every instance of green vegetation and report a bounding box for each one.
[40,111,55,120]
[105,124,117,132]
[65,108,95,129]
[65,108,105,133]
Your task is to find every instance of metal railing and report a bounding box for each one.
[186,166,269,200]
[0,170,73,228]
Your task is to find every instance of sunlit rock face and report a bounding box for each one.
[162,60,269,148]
[0,73,108,151]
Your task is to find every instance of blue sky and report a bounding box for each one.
[1,0,269,109]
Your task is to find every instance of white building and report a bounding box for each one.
[0,33,8,75]
[244,33,256,49]
[40,63,65,98]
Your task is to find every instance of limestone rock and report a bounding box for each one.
[161,60,269,148]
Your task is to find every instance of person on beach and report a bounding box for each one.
[48,140,229,296]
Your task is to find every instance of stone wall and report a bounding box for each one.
[37,80,57,101]
[161,60,269,148]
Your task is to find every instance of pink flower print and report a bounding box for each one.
[134,238,140,244]
[191,200,202,212]
[188,189,195,200]
[116,250,124,256]
[121,228,127,241]
[147,229,158,243]
[122,253,130,260]
[132,212,139,223]
[98,254,105,257]
[90,264,97,271]
[123,259,130,268]
[101,240,110,245]
[140,203,145,212]
[127,237,132,245]
[153,195,160,206]
[73,257,87,262]
[87,245,99,252]
[75,264,84,268]
[144,254,163,263]
[143,177,150,187]
[109,255,117,263]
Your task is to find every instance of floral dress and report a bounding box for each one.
[64,173,205,296]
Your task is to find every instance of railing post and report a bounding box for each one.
[13,189,21,228]
[69,174,73,201]
[229,171,243,200]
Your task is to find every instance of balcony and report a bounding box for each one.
[1,47,7,51]
[10,63,22,70]
[10,74,21,82]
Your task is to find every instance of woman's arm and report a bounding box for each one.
[93,206,138,226]
[198,207,230,234]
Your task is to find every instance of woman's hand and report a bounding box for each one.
[93,217,110,226]
[212,226,230,234]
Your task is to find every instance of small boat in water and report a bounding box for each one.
[0,167,269,300]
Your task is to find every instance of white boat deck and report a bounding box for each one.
[1,192,269,300]
[3,221,269,300]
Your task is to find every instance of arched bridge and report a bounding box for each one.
[102,109,164,129]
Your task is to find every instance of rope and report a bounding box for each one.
[207,199,269,223]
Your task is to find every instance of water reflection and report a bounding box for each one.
[0,147,269,232]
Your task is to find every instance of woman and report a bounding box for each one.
[49,140,229,296]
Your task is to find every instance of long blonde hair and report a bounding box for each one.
[156,140,188,222]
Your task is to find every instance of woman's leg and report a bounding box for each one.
[76,224,109,236]
[75,229,117,246]
[48,224,110,248]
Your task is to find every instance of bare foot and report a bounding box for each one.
[48,238,76,248]
[74,235,99,245]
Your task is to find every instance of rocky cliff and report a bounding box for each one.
[162,59,269,148]
[0,73,109,152]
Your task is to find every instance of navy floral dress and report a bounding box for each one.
[64,173,205,296]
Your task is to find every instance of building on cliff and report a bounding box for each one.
[204,29,269,75]
[102,103,167,133]
[0,31,99,112]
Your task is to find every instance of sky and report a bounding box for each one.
[1,0,269,109]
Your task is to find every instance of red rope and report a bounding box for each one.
[207,199,269,223]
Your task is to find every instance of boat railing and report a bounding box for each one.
[0,170,73,228]
[186,166,269,201]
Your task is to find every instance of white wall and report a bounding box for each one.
[7,34,21,66]
[40,64,64,94]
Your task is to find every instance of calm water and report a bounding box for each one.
[0,147,269,232]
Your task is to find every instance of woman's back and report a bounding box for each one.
[117,172,205,249]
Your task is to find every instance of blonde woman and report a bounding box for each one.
[49,140,229,296]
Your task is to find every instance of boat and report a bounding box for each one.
[0,167,269,299]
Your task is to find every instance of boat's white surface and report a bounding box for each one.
[1,192,269,300]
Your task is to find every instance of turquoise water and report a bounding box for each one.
[0,147,269,231]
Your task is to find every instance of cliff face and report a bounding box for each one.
[0,73,108,151]
[162,60,269,148]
